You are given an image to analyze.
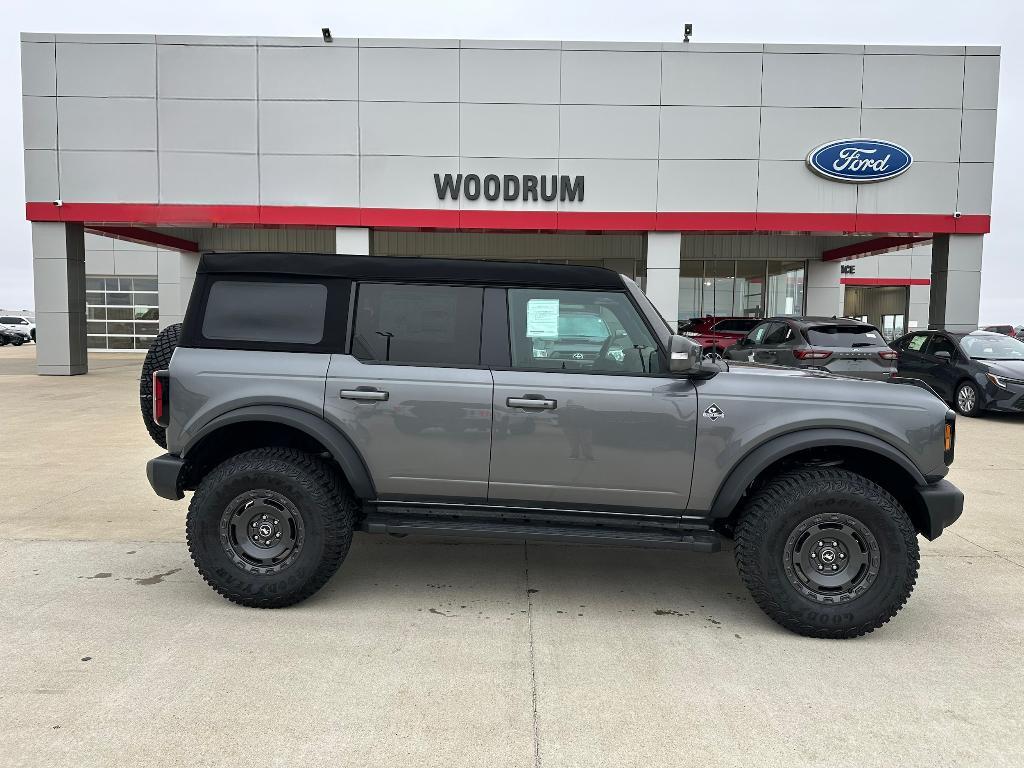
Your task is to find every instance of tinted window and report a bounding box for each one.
[763,322,793,345]
[202,281,327,344]
[0,317,25,324]
[926,334,958,358]
[804,325,884,348]
[712,318,760,333]
[508,289,662,374]
[351,283,482,366]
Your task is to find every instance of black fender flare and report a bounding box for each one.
[708,428,927,518]
[182,405,376,499]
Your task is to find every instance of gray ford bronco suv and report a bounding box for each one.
[143,252,963,638]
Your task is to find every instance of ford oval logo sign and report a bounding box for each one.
[807,138,913,183]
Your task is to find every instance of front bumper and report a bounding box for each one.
[147,453,186,500]
[914,479,964,540]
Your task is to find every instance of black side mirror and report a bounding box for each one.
[934,350,952,362]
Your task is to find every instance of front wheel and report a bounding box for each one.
[734,468,919,639]
[954,380,982,417]
[186,448,356,608]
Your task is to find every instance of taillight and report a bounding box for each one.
[793,348,833,360]
[878,350,898,361]
[152,370,170,427]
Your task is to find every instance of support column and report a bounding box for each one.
[157,250,200,330]
[32,221,87,375]
[805,260,845,317]
[644,232,681,326]
[336,227,370,255]
[929,234,983,332]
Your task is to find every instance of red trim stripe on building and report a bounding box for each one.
[840,278,931,286]
[26,202,992,235]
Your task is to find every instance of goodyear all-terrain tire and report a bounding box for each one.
[734,468,919,639]
[140,323,182,448]
[186,448,356,608]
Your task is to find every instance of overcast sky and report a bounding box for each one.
[1,0,1020,322]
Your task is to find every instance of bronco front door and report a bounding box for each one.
[488,287,698,512]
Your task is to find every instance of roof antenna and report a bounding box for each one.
[683,23,693,43]
[322,27,333,43]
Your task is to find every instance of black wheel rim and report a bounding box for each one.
[783,513,880,603]
[219,490,305,575]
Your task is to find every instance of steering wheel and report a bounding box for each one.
[593,334,620,371]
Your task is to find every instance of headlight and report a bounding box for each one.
[986,373,1024,389]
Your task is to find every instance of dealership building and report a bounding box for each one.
[20,33,999,373]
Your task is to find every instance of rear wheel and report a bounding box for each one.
[954,380,982,417]
[186,448,355,608]
[734,468,919,639]
[140,323,182,447]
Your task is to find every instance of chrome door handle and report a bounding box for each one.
[507,396,557,410]
[339,388,389,402]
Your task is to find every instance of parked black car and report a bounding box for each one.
[892,329,1024,416]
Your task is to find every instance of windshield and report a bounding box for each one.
[959,333,1024,360]
[557,313,609,340]
[804,325,885,348]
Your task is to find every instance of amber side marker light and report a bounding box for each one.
[944,423,952,452]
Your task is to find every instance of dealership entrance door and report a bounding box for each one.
[843,285,909,342]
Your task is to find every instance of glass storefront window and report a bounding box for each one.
[766,261,806,317]
[85,275,159,352]
[734,260,767,317]
[678,261,703,322]
[677,260,805,321]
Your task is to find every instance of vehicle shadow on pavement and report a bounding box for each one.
[303,533,764,629]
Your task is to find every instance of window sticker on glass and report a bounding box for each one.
[526,298,559,338]
[908,335,927,351]
[865,332,878,339]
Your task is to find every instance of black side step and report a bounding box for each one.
[362,515,721,552]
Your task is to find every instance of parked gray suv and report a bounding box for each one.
[143,253,963,638]
[725,316,898,380]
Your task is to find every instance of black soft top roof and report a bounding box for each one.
[198,252,625,290]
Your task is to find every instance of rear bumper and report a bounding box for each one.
[914,479,964,540]
[147,453,186,501]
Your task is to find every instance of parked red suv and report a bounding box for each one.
[678,316,762,354]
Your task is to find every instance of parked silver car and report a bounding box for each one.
[725,316,897,380]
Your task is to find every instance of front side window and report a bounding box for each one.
[926,334,958,358]
[351,283,483,367]
[762,322,794,346]
[508,289,663,374]
[746,322,772,345]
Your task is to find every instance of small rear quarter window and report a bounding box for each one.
[202,280,327,344]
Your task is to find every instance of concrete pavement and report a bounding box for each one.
[1,344,1022,767]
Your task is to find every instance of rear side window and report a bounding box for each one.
[351,283,483,367]
[805,325,884,348]
[763,322,793,345]
[202,281,328,344]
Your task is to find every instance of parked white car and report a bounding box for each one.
[0,316,35,342]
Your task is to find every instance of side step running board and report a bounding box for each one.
[362,516,721,552]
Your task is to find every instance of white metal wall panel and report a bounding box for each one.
[56,43,155,97]
[257,45,358,100]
